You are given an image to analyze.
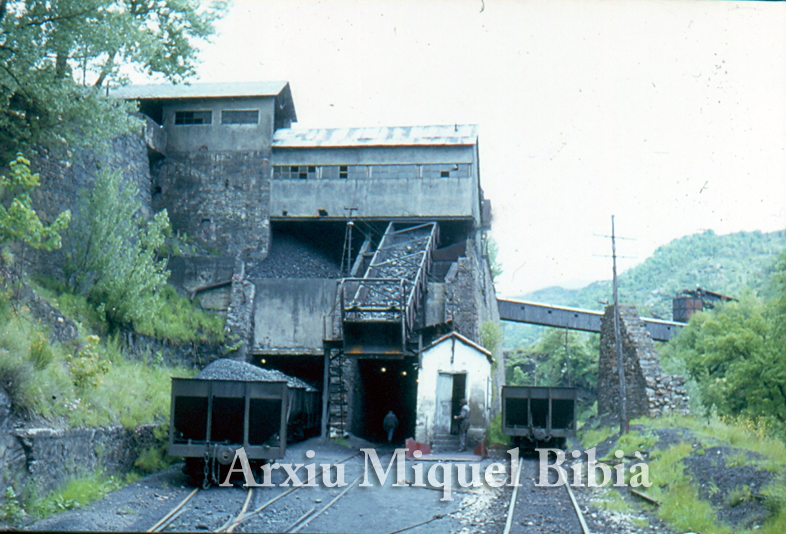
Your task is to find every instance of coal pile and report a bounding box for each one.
[196,359,316,391]
[247,233,342,279]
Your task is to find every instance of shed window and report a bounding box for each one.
[222,109,259,125]
[174,110,212,125]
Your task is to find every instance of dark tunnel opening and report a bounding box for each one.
[356,358,418,444]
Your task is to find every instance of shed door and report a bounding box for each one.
[436,373,453,435]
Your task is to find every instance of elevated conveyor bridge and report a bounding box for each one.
[497,298,682,341]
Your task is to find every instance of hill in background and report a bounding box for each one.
[503,228,786,349]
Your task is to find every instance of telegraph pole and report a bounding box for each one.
[611,216,628,436]
[564,328,572,387]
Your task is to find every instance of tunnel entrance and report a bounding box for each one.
[356,358,418,444]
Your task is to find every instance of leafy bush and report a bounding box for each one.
[68,335,111,389]
[0,154,71,251]
[134,427,173,474]
[65,168,170,332]
[486,413,510,447]
[481,321,503,358]
[1,486,26,524]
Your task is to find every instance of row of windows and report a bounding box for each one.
[272,164,472,180]
[173,109,259,126]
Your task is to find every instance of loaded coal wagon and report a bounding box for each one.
[169,359,319,483]
[502,385,578,448]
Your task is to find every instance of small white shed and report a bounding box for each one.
[414,332,493,446]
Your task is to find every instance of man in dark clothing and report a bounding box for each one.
[383,410,398,443]
[454,399,470,452]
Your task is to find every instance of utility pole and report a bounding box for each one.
[564,328,572,387]
[611,215,628,436]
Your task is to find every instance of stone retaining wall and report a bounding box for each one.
[11,424,157,496]
[0,386,159,505]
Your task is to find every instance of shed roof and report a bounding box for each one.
[111,81,290,100]
[111,81,298,124]
[272,124,478,148]
[423,332,493,363]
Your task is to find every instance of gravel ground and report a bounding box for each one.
[684,445,773,529]
[31,420,777,534]
[24,442,599,533]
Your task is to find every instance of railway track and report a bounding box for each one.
[146,451,364,533]
[502,455,590,534]
[145,450,592,534]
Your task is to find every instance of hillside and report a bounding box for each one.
[503,229,786,349]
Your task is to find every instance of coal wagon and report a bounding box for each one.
[502,385,578,448]
[169,359,319,484]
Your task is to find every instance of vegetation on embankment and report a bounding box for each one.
[579,415,786,534]
[0,287,196,429]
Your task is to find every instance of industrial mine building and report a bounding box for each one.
[111,82,501,446]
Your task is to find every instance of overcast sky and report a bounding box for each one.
[172,0,786,297]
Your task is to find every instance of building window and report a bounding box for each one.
[273,165,318,180]
[174,110,212,125]
[420,164,470,179]
[339,166,348,179]
[222,110,259,125]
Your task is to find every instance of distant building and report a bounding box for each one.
[672,287,735,323]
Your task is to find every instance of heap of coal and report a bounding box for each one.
[196,359,316,392]
[247,233,342,279]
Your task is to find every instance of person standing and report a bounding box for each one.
[383,410,398,443]
[454,399,470,452]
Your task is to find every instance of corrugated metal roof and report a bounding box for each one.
[272,124,478,147]
[111,81,290,100]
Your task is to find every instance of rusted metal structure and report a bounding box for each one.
[672,287,735,323]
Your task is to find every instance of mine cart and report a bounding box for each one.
[502,385,578,448]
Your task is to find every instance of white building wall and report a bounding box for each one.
[415,336,491,445]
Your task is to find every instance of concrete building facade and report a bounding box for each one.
[110,82,500,446]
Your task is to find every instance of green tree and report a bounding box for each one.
[530,329,598,392]
[0,0,226,158]
[674,295,786,425]
[0,154,70,250]
[65,168,170,330]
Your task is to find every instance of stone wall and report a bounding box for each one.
[444,233,504,415]
[0,385,158,504]
[23,135,153,282]
[598,305,689,419]
[225,261,256,361]
[445,239,482,343]
[151,152,271,259]
[30,135,152,222]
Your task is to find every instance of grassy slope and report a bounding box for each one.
[579,415,786,534]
